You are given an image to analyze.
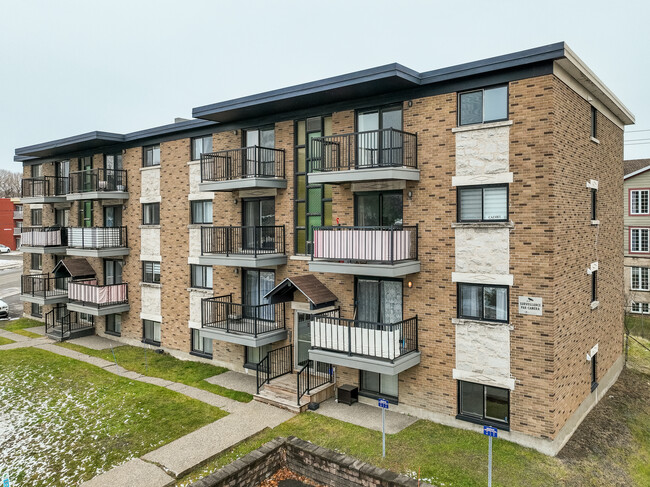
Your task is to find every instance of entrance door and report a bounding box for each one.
[243,198,275,251]
[296,312,311,367]
[355,191,403,227]
[356,106,402,167]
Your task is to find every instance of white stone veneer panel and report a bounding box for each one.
[189,228,201,258]
[188,162,214,199]
[141,167,160,198]
[455,125,510,176]
[141,228,160,257]
[189,289,212,326]
[141,285,161,316]
[455,227,509,275]
[454,321,513,389]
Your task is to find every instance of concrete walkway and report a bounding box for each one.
[315,398,417,434]
[205,370,258,395]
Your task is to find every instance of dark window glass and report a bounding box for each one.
[458,283,508,322]
[245,344,271,368]
[31,302,42,317]
[191,136,213,161]
[142,203,160,225]
[31,209,42,226]
[143,319,161,344]
[591,106,598,138]
[459,381,509,425]
[31,253,42,271]
[143,145,160,167]
[191,329,213,356]
[591,189,597,221]
[191,200,213,224]
[458,185,508,222]
[459,86,508,126]
[591,270,598,302]
[591,353,598,390]
[106,314,121,335]
[360,371,399,400]
[31,164,42,178]
[143,261,160,284]
[190,265,212,289]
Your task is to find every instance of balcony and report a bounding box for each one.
[308,311,420,375]
[308,128,419,184]
[66,226,129,257]
[199,225,287,267]
[66,280,129,316]
[13,210,23,220]
[20,274,70,305]
[20,227,67,254]
[21,176,68,203]
[199,294,287,347]
[199,146,287,192]
[309,225,420,277]
[45,310,95,341]
[68,168,128,200]
[13,227,21,236]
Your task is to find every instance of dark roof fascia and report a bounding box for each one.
[15,131,125,159]
[123,118,217,142]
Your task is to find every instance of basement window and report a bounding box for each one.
[457,381,510,427]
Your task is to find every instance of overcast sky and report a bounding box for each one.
[1,0,649,172]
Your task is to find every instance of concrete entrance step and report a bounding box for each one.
[46,326,95,342]
[255,374,337,414]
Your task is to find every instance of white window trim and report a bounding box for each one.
[630,227,650,253]
[631,302,650,314]
[631,267,650,291]
[630,189,650,215]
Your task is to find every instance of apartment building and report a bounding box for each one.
[624,159,650,313]
[0,197,22,250]
[15,42,633,455]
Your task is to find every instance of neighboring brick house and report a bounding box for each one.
[624,159,650,313]
[0,197,21,250]
[15,42,634,455]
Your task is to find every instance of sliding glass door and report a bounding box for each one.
[356,278,402,324]
[357,106,402,167]
[244,127,275,176]
[243,198,275,250]
[355,191,403,227]
[243,269,275,321]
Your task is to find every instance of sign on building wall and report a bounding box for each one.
[518,296,543,316]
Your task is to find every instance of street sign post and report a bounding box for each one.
[378,398,389,457]
[2,474,11,487]
[483,426,498,486]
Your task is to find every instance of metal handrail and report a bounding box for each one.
[201,146,285,182]
[256,344,293,394]
[201,225,285,256]
[21,176,69,197]
[68,280,129,308]
[20,226,67,247]
[201,293,285,337]
[297,360,333,406]
[21,274,70,297]
[69,168,128,193]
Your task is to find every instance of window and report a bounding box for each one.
[143,261,160,284]
[360,371,398,402]
[55,208,69,227]
[31,164,42,178]
[245,344,271,368]
[190,265,212,289]
[143,319,161,345]
[591,270,598,303]
[630,228,650,253]
[356,278,402,323]
[631,267,649,291]
[632,302,650,314]
[191,135,213,161]
[458,185,508,222]
[143,145,160,167]
[458,283,508,322]
[459,85,508,126]
[106,314,121,336]
[630,190,649,215]
[191,329,213,357]
[591,188,597,221]
[458,381,510,426]
[31,253,42,271]
[105,260,123,285]
[591,106,598,139]
[31,208,42,226]
[191,200,213,224]
[31,302,42,318]
[591,353,598,391]
[142,203,160,225]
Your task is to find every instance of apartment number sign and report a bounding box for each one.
[518,296,543,316]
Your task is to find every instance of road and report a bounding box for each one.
[0,253,24,320]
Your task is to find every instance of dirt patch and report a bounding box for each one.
[258,467,324,487]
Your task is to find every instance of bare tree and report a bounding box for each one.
[0,169,21,197]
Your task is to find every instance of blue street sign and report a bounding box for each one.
[3,475,10,487]
[378,398,389,409]
[483,426,498,438]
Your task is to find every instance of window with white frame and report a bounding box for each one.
[632,267,650,291]
[630,190,649,215]
[632,302,650,314]
[631,228,650,253]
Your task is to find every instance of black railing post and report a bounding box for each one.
[415,316,419,351]
[415,223,419,260]
[347,321,352,356]
[226,225,231,257]
[254,226,259,258]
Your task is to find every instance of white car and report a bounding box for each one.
[0,245,10,253]
[0,299,8,318]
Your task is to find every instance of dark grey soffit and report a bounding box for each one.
[192,42,567,122]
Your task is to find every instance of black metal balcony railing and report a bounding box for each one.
[21,226,67,247]
[311,225,418,264]
[21,176,69,198]
[21,274,70,298]
[201,293,285,337]
[201,225,285,256]
[69,168,128,193]
[67,226,127,249]
[310,128,417,173]
[200,146,285,182]
[297,360,333,406]
[256,344,293,394]
[311,310,418,362]
[45,310,94,336]
[68,280,129,308]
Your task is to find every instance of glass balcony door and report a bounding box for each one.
[354,191,403,227]
[356,278,402,324]
[244,127,275,176]
[357,106,402,167]
[243,198,275,251]
[104,206,122,228]
[296,312,311,367]
[242,269,274,321]
[79,156,93,192]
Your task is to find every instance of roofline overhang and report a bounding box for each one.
[624,165,650,180]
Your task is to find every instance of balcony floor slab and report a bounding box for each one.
[66,191,129,201]
[67,302,130,317]
[198,253,287,268]
[308,167,419,185]
[199,178,287,192]
[308,260,420,278]
[20,294,69,306]
[199,327,287,348]
[66,247,130,258]
[20,246,67,255]
[309,349,421,376]
[20,196,67,204]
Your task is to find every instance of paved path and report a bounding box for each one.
[315,398,417,434]
[205,370,258,395]
[67,334,122,350]
[24,325,45,336]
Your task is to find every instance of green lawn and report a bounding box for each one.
[56,342,253,403]
[176,339,650,487]
[0,317,43,338]
[625,313,650,339]
[0,347,226,487]
[0,336,15,345]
